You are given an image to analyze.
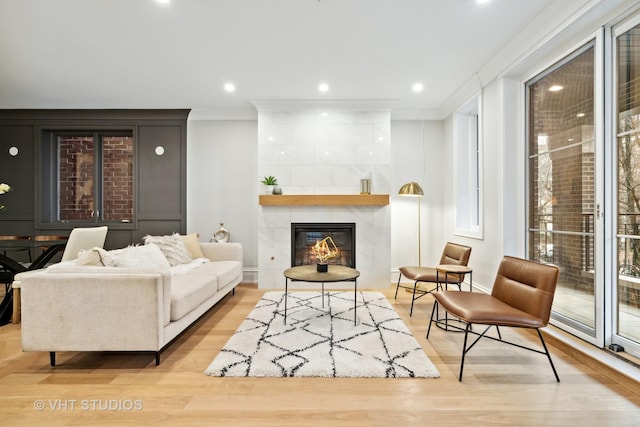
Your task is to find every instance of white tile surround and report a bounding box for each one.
[255,102,392,289]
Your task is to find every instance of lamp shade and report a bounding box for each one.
[398,182,424,197]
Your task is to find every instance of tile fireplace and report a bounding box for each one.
[255,101,391,289]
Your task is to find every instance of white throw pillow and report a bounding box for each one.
[76,247,109,266]
[143,233,193,266]
[103,244,171,270]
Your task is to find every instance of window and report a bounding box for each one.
[454,95,483,239]
[39,129,135,226]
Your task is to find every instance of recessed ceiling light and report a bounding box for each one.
[224,83,236,93]
[476,0,491,4]
[549,85,563,92]
[320,112,328,117]
[318,83,329,92]
[156,0,170,4]
[412,83,424,93]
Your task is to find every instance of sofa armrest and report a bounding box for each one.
[19,270,170,352]
[199,242,243,264]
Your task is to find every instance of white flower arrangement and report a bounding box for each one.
[0,183,11,210]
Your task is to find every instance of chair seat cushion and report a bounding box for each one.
[399,266,462,283]
[433,291,546,328]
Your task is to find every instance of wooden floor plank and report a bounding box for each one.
[1,284,639,426]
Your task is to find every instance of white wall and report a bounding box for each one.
[390,120,445,276]
[186,119,259,281]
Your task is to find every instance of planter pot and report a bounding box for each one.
[263,185,274,195]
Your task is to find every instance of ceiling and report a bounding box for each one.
[0,0,573,117]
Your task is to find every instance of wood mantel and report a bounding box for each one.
[259,194,389,206]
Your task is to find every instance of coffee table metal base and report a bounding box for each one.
[283,265,360,325]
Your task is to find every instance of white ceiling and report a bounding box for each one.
[0,0,575,117]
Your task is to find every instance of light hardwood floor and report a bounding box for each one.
[1,284,639,426]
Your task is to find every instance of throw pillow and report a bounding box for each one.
[143,233,193,266]
[103,244,171,269]
[76,247,108,266]
[181,233,205,259]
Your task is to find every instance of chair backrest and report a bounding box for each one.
[61,226,109,262]
[438,242,472,266]
[491,256,559,325]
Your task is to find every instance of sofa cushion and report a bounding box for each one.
[189,260,242,291]
[170,274,218,321]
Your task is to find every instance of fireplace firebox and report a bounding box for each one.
[291,223,356,268]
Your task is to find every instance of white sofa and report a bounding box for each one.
[15,242,243,366]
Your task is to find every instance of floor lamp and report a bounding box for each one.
[399,182,424,266]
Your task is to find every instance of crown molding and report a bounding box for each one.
[188,108,258,120]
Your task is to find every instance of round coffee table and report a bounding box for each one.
[283,265,360,325]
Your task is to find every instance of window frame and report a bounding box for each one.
[36,124,138,230]
[454,94,484,240]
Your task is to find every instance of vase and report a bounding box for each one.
[317,263,328,272]
[213,223,230,243]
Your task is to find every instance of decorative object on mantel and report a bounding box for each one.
[260,175,278,195]
[204,291,440,378]
[0,182,11,210]
[310,236,340,272]
[212,223,230,243]
[360,178,371,194]
[272,185,282,195]
[398,181,424,266]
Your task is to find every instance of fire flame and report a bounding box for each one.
[310,236,340,263]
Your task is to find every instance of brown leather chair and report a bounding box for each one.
[427,256,560,382]
[395,242,472,316]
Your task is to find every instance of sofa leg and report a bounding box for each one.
[50,352,56,367]
[155,352,160,366]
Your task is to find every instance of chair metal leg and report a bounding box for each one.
[409,281,418,316]
[394,273,402,299]
[50,352,56,367]
[459,323,471,381]
[426,301,438,339]
[537,329,560,382]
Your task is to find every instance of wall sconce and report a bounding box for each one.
[8,146,18,156]
[155,146,165,156]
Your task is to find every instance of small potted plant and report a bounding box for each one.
[260,176,278,195]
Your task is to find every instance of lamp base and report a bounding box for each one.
[317,263,328,272]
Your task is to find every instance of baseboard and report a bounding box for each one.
[537,326,640,393]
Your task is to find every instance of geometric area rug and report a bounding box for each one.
[204,291,439,378]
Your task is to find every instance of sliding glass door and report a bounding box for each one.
[526,13,640,358]
[614,19,640,355]
[527,42,599,341]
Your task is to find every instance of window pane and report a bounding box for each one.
[57,135,94,221]
[102,135,134,221]
[528,43,595,331]
[616,23,640,343]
